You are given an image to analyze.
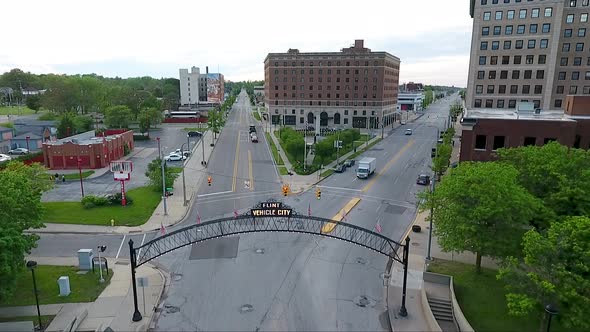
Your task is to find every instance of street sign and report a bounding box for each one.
[137,277,148,287]
[333,140,343,148]
[251,201,292,217]
[244,180,250,189]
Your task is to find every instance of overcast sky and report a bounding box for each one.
[0,0,473,87]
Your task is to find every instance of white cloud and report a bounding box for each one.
[1,0,472,85]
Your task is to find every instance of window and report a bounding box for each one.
[584,86,590,94]
[574,57,582,66]
[584,0,589,6]
[522,85,531,94]
[491,56,498,65]
[504,41,512,49]
[579,28,587,37]
[557,85,564,94]
[510,85,518,94]
[586,71,590,80]
[564,29,573,37]
[507,10,515,19]
[570,85,578,94]
[582,13,589,22]
[502,56,510,64]
[508,99,517,108]
[528,40,536,49]
[476,85,484,94]
[542,23,550,33]
[515,40,523,49]
[576,43,585,51]
[482,27,490,35]
[534,85,543,94]
[479,56,487,65]
[505,25,513,34]
[563,43,571,52]
[538,55,546,64]
[493,26,501,35]
[540,39,548,49]
[517,25,525,34]
[573,72,580,80]
[499,85,507,93]
[474,99,482,108]
[559,72,566,80]
[519,9,527,19]
[524,137,536,146]
[487,85,495,93]
[530,24,538,33]
[526,55,534,64]
[481,41,489,50]
[475,135,487,150]
[495,11,503,20]
[571,0,577,6]
[489,70,496,79]
[554,99,562,108]
[485,99,493,108]
[500,70,508,79]
[531,8,540,18]
[544,8,553,17]
[493,136,505,150]
[478,71,485,79]
[497,100,505,108]
[512,70,520,79]
[492,41,500,50]
[566,14,574,23]
[537,70,545,79]
[524,70,532,79]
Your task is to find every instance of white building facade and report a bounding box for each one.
[179,67,200,106]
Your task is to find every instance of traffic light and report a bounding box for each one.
[208,176,212,186]
[282,185,289,196]
[316,188,321,200]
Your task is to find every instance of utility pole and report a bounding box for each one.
[161,152,167,216]
[336,130,341,165]
[426,128,439,260]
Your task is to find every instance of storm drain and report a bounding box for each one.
[172,273,183,281]
[240,304,254,314]
[356,257,368,265]
[164,304,180,314]
[385,204,407,215]
[353,295,376,308]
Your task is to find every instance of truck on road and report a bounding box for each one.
[356,157,376,179]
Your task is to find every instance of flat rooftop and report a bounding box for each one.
[464,108,576,122]
[44,131,128,146]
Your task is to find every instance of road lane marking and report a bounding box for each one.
[322,197,361,234]
[318,185,361,192]
[362,140,415,193]
[136,233,147,258]
[248,150,254,191]
[232,127,241,192]
[198,190,234,198]
[115,234,126,259]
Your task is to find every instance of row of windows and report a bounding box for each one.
[478,54,545,65]
[482,23,552,35]
[482,0,590,6]
[273,60,389,67]
[483,7,553,21]
[555,85,590,94]
[274,92,380,99]
[273,68,384,75]
[474,98,541,108]
[556,71,590,80]
[477,69,545,80]
[276,109,377,116]
[273,84,396,92]
[475,84,543,94]
[271,100,396,107]
[473,134,560,152]
[480,39,549,50]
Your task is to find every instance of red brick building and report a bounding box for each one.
[460,96,590,162]
[42,130,134,170]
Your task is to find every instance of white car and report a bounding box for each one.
[405,129,413,135]
[8,148,29,155]
[172,149,190,157]
[251,134,258,143]
[0,153,11,162]
[164,153,186,161]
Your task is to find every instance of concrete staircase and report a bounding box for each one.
[427,297,457,332]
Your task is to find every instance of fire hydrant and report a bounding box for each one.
[111,219,115,227]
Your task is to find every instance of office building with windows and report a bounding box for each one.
[179,66,200,106]
[466,0,590,111]
[264,40,400,130]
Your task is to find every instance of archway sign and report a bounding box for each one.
[127,199,411,322]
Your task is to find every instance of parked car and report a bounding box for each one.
[405,129,413,135]
[8,148,28,155]
[249,125,257,133]
[251,134,258,143]
[333,164,346,173]
[416,174,431,185]
[400,121,406,125]
[344,159,355,167]
[172,149,190,157]
[164,153,186,161]
[0,154,11,162]
[437,138,444,144]
[431,148,437,158]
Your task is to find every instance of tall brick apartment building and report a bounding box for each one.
[264,40,400,130]
[466,0,590,111]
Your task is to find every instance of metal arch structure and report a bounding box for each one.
[127,199,411,322]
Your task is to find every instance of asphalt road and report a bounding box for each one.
[31,91,460,331]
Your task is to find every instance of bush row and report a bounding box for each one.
[80,193,133,209]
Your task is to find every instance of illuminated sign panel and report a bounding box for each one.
[251,202,292,217]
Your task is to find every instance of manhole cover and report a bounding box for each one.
[255,248,265,254]
[172,273,183,281]
[240,304,254,313]
[411,242,420,246]
[353,295,376,308]
[356,257,368,265]
[164,304,180,313]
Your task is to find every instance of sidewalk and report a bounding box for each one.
[36,130,216,234]
[0,256,167,332]
[262,111,422,194]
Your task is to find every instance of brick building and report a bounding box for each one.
[42,130,134,170]
[466,0,590,111]
[264,40,400,131]
[460,96,590,161]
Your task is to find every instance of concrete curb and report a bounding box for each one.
[145,261,170,331]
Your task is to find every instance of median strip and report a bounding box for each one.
[321,197,361,234]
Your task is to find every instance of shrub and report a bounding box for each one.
[133,135,150,141]
[107,192,133,205]
[83,202,95,209]
[80,195,110,207]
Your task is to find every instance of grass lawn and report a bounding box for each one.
[253,111,261,121]
[265,133,284,165]
[0,106,36,115]
[427,259,566,332]
[278,166,289,175]
[50,171,95,180]
[168,166,182,174]
[0,315,55,326]
[320,168,334,178]
[42,186,161,226]
[182,127,207,132]
[0,265,112,307]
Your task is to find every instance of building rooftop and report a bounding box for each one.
[44,130,127,146]
[464,108,576,122]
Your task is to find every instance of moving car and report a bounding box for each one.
[344,159,355,167]
[249,125,257,134]
[400,121,406,125]
[416,174,431,185]
[251,134,258,143]
[405,129,413,135]
[8,147,28,155]
[0,154,11,162]
[164,153,186,161]
[333,164,346,173]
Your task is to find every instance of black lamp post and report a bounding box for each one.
[26,260,43,331]
[545,304,558,332]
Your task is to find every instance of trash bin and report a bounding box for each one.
[165,187,174,197]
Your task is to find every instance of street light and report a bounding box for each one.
[25,135,30,153]
[77,157,85,198]
[545,304,558,332]
[97,245,107,283]
[180,142,189,206]
[426,128,440,261]
[26,260,43,331]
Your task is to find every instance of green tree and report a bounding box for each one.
[137,107,162,136]
[56,112,76,138]
[3,161,53,194]
[419,162,540,273]
[498,216,590,330]
[145,158,178,192]
[73,115,94,133]
[314,137,336,165]
[0,163,48,300]
[25,95,41,112]
[207,108,226,139]
[104,105,133,129]
[432,143,452,179]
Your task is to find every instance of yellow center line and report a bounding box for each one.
[248,150,254,191]
[322,197,361,234]
[232,131,241,192]
[362,139,415,192]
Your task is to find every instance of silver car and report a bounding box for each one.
[8,147,29,155]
